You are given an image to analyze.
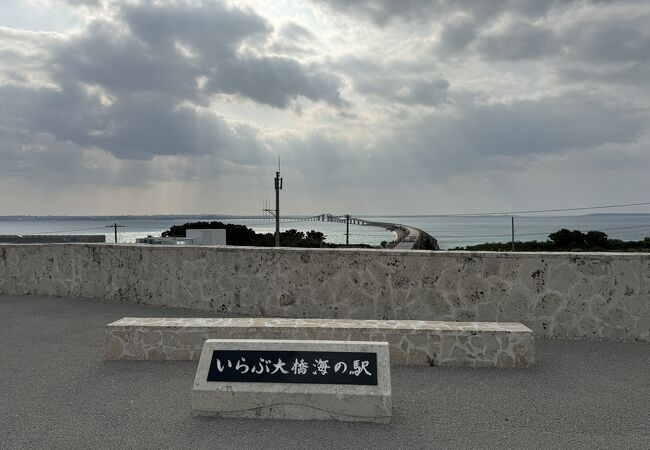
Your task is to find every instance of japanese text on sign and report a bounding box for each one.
[207,350,378,386]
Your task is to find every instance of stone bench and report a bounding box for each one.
[105,318,534,368]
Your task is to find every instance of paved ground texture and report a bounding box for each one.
[1,295,649,450]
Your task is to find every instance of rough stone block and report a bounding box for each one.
[191,339,392,423]
[105,317,535,368]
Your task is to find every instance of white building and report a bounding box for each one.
[186,229,226,245]
[136,229,226,246]
[135,236,195,245]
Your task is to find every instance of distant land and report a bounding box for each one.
[0,215,289,221]
[2,213,650,221]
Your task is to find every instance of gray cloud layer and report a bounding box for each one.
[1,0,344,169]
[1,0,649,213]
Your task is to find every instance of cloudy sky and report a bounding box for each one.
[1,0,649,215]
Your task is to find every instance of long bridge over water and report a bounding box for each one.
[226,213,370,225]
[292,213,371,225]
[235,213,439,250]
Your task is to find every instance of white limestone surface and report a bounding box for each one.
[1,244,649,341]
[105,317,534,368]
[191,339,392,423]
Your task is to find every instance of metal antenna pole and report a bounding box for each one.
[264,159,282,247]
[511,216,515,252]
[275,170,282,247]
[106,222,125,243]
[346,215,350,247]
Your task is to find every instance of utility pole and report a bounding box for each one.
[511,216,515,252]
[346,215,350,247]
[263,159,282,247]
[106,222,125,243]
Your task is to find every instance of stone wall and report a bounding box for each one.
[0,244,648,341]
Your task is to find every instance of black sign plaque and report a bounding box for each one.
[207,350,378,386]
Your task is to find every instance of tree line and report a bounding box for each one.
[162,221,373,248]
[455,228,650,252]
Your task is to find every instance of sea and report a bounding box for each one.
[1,214,650,249]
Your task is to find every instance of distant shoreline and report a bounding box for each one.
[2,212,650,221]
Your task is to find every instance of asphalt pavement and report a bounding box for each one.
[1,295,649,449]
[392,225,421,250]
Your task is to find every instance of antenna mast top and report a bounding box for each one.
[264,159,283,247]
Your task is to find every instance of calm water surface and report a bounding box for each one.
[1,214,649,249]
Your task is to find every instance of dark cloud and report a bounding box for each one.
[0,0,345,174]
[265,90,646,191]
[394,79,450,106]
[462,6,649,64]
[0,82,268,161]
[61,0,103,5]
[320,0,642,78]
[314,0,436,25]
[562,20,650,65]
[315,0,499,25]
[547,10,650,88]
[52,1,344,108]
[451,0,564,20]
[432,94,643,159]
[94,95,268,162]
[334,57,449,106]
[208,56,344,108]
[353,77,449,107]
[0,126,247,188]
[0,128,120,186]
[437,16,479,55]
[559,63,650,87]
[120,1,342,107]
[350,92,648,186]
[54,20,203,103]
[475,19,558,60]
[314,0,566,26]
[120,1,270,58]
[427,1,650,90]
